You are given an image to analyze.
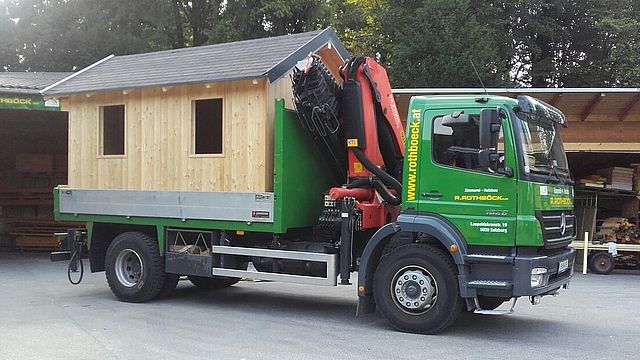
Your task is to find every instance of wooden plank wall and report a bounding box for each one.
[64,78,270,192]
[266,74,295,190]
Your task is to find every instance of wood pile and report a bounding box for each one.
[597,217,640,244]
[0,153,76,250]
[10,219,79,249]
[631,164,640,194]
[597,167,634,191]
[577,175,606,189]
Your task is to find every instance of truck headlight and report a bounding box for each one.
[531,267,548,288]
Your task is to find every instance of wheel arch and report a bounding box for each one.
[89,223,159,273]
[356,213,468,315]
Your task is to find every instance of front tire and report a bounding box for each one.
[105,231,167,302]
[373,244,462,334]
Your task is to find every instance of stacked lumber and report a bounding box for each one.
[0,153,72,250]
[597,217,640,245]
[10,219,80,250]
[577,175,606,189]
[631,164,640,194]
[597,167,634,191]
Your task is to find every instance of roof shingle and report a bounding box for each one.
[43,28,347,96]
[0,72,72,95]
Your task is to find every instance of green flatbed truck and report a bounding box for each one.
[53,57,575,334]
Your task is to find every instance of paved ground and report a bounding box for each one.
[0,253,638,360]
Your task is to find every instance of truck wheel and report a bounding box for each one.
[105,231,166,302]
[188,276,240,290]
[589,252,614,274]
[373,244,462,334]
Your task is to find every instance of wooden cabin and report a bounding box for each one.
[43,28,348,193]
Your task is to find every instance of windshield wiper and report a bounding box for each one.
[534,163,563,184]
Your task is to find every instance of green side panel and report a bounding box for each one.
[411,99,520,247]
[0,94,61,111]
[272,99,334,233]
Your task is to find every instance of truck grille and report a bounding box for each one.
[536,210,575,249]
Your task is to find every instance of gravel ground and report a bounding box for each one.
[0,252,638,360]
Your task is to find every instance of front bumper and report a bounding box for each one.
[512,247,576,296]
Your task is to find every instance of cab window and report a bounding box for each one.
[432,112,504,173]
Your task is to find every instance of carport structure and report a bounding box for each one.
[0,72,74,250]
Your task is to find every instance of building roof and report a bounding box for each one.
[0,72,72,95]
[43,28,348,96]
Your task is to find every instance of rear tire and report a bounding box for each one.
[105,231,167,302]
[373,243,462,334]
[589,252,614,274]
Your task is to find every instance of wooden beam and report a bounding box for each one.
[549,93,563,107]
[558,120,640,143]
[617,93,640,122]
[580,93,605,121]
[564,142,640,152]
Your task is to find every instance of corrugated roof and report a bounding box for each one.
[0,72,72,95]
[43,28,348,96]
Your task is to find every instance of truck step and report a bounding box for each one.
[464,254,514,264]
[211,245,338,286]
[474,297,518,315]
[467,280,513,289]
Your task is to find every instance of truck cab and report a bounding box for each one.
[358,95,575,332]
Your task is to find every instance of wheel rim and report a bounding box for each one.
[115,249,144,287]
[391,265,437,315]
[595,257,612,273]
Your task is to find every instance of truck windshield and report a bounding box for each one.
[512,96,570,180]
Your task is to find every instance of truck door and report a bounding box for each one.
[417,107,518,246]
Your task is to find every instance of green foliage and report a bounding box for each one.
[379,0,513,87]
[2,0,174,71]
[1,0,639,88]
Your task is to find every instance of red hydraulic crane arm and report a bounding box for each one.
[340,57,406,181]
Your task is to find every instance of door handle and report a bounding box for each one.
[421,191,443,198]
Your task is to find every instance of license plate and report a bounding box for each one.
[558,259,569,273]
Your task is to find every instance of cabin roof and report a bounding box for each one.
[0,72,72,95]
[42,28,348,96]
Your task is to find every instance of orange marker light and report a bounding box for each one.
[358,286,365,293]
[449,244,458,253]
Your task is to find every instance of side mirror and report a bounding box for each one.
[479,108,500,149]
[479,108,501,169]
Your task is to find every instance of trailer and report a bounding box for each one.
[47,28,575,334]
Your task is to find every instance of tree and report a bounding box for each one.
[352,0,514,87]
[207,0,334,43]
[1,0,175,71]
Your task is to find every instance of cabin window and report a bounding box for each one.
[432,112,504,173]
[193,98,223,155]
[100,105,125,156]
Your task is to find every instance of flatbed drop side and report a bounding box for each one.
[53,60,576,334]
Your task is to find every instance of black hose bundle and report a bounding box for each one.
[292,55,342,134]
[292,56,347,181]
